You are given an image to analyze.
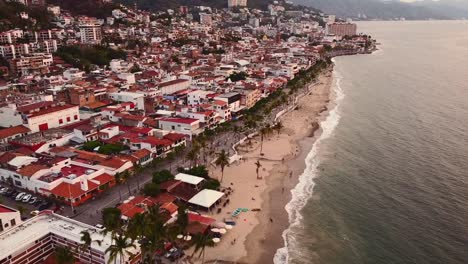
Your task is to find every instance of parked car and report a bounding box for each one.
[164,248,178,259]
[30,210,40,216]
[22,194,32,203]
[8,190,17,198]
[0,187,8,194]
[15,192,26,201]
[33,199,43,206]
[95,224,104,229]
[38,202,52,211]
[168,248,184,261]
[29,197,37,204]
[5,189,14,196]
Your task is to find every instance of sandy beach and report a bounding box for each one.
[190,69,334,264]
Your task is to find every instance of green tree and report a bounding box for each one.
[166,151,176,172]
[152,170,174,184]
[80,230,102,263]
[54,246,74,264]
[215,150,230,183]
[102,207,122,235]
[255,160,262,179]
[191,233,215,264]
[143,182,160,197]
[105,234,136,264]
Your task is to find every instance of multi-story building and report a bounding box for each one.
[159,79,191,95]
[108,91,145,110]
[0,211,139,264]
[200,13,213,25]
[228,0,247,8]
[19,103,80,132]
[0,204,21,233]
[326,22,357,37]
[9,53,53,76]
[79,23,102,44]
[0,29,24,44]
[69,88,96,107]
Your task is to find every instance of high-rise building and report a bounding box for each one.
[79,23,102,44]
[0,211,139,264]
[326,22,357,37]
[228,0,247,8]
[200,13,213,25]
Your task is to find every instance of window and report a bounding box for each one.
[10,219,15,227]
[74,115,78,120]
[66,117,70,122]
[59,119,63,124]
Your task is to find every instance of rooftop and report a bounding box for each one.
[188,189,224,208]
[175,173,205,186]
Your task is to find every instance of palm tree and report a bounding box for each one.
[191,233,215,264]
[80,230,102,263]
[105,234,136,264]
[133,163,144,190]
[186,146,199,168]
[102,207,123,236]
[255,160,262,179]
[120,170,132,195]
[259,126,270,155]
[54,246,74,264]
[16,205,26,218]
[215,150,230,183]
[274,121,284,137]
[166,151,176,172]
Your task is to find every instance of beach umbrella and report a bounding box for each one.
[225,225,233,230]
[177,234,183,239]
[218,228,227,234]
[211,228,220,233]
[212,238,221,243]
[214,222,226,228]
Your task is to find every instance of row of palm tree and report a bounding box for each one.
[74,204,216,264]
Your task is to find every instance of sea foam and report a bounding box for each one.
[274,64,345,263]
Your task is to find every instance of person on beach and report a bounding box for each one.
[270,217,274,223]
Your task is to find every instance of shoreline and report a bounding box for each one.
[243,69,336,264]
[199,67,335,264]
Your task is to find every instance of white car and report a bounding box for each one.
[0,187,7,194]
[29,197,37,204]
[22,194,32,203]
[15,192,26,201]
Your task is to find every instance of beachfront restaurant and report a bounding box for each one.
[188,189,225,211]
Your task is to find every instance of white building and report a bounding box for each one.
[0,204,21,233]
[228,0,247,8]
[187,90,212,105]
[159,79,191,95]
[0,211,139,264]
[108,91,145,110]
[158,118,201,139]
[63,68,85,80]
[21,104,80,132]
[79,23,102,44]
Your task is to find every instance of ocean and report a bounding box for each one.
[275,21,468,264]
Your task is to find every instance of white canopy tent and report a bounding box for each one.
[188,189,225,210]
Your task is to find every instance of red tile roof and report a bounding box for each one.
[132,149,152,159]
[0,125,30,140]
[0,204,16,213]
[92,173,114,185]
[163,133,186,142]
[28,104,77,118]
[17,101,55,113]
[49,180,99,199]
[159,79,189,88]
[160,118,198,125]
[18,164,48,177]
[188,212,216,225]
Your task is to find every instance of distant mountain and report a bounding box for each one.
[293,0,468,19]
[115,0,271,11]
